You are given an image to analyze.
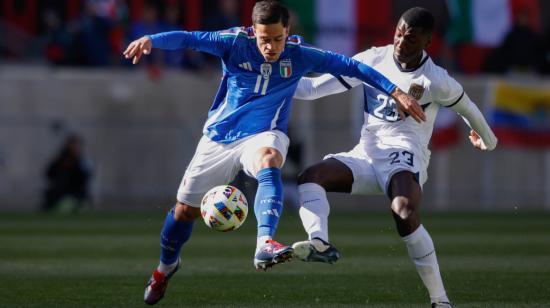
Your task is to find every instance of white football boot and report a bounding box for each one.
[292,237,340,264]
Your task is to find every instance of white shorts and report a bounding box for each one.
[177,130,289,207]
[325,141,427,196]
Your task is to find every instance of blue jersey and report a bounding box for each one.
[149,27,396,144]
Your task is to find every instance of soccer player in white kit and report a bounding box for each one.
[291,7,497,308]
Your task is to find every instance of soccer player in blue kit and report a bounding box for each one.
[123,1,424,305]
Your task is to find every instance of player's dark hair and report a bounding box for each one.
[400,7,434,33]
[252,0,290,27]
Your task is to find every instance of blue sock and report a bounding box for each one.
[254,167,284,238]
[160,207,194,265]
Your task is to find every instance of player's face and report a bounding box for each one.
[253,22,289,62]
[393,20,431,65]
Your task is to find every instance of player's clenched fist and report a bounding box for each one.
[123,36,152,65]
[391,88,426,123]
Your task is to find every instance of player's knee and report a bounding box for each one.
[174,202,200,221]
[391,196,416,220]
[256,148,283,169]
[260,154,281,168]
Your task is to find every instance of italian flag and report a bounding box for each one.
[284,0,392,56]
[446,0,541,47]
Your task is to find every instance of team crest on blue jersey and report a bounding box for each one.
[260,63,272,79]
[408,83,425,100]
[279,59,292,78]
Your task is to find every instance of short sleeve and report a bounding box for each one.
[432,68,464,107]
[352,45,389,66]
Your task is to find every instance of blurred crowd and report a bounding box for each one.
[1,0,549,74]
[0,0,249,70]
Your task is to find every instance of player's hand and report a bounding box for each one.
[123,36,152,65]
[392,88,426,123]
[469,130,488,150]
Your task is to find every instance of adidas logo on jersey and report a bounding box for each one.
[238,62,252,71]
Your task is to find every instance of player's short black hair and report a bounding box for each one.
[400,7,434,33]
[252,0,290,27]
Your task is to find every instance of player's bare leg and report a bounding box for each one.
[389,171,452,307]
[292,158,350,263]
[389,171,422,236]
[252,147,293,270]
[144,202,199,305]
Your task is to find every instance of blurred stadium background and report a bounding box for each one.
[1,0,550,211]
[1,0,550,307]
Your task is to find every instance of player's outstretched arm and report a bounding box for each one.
[124,30,231,65]
[306,49,426,121]
[450,93,497,151]
[294,75,425,125]
[294,74,354,100]
[123,36,152,65]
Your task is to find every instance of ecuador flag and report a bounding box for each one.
[490,81,550,147]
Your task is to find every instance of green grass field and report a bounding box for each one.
[1,210,549,307]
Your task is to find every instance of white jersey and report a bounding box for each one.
[345,45,463,165]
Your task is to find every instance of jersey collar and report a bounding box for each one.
[392,50,429,73]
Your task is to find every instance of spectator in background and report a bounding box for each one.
[201,0,240,67]
[160,3,204,70]
[128,3,162,66]
[160,4,183,67]
[485,10,546,74]
[38,7,87,66]
[129,3,161,41]
[42,134,93,212]
[40,8,71,65]
[203,0,240,30]
[74,0,117,66]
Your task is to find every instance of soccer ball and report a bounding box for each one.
[200,185,248,232]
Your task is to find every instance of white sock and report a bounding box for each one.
[298,183,330,242]
[402,225,449,304]
[157,259,179,274]
[256,235,271,253]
